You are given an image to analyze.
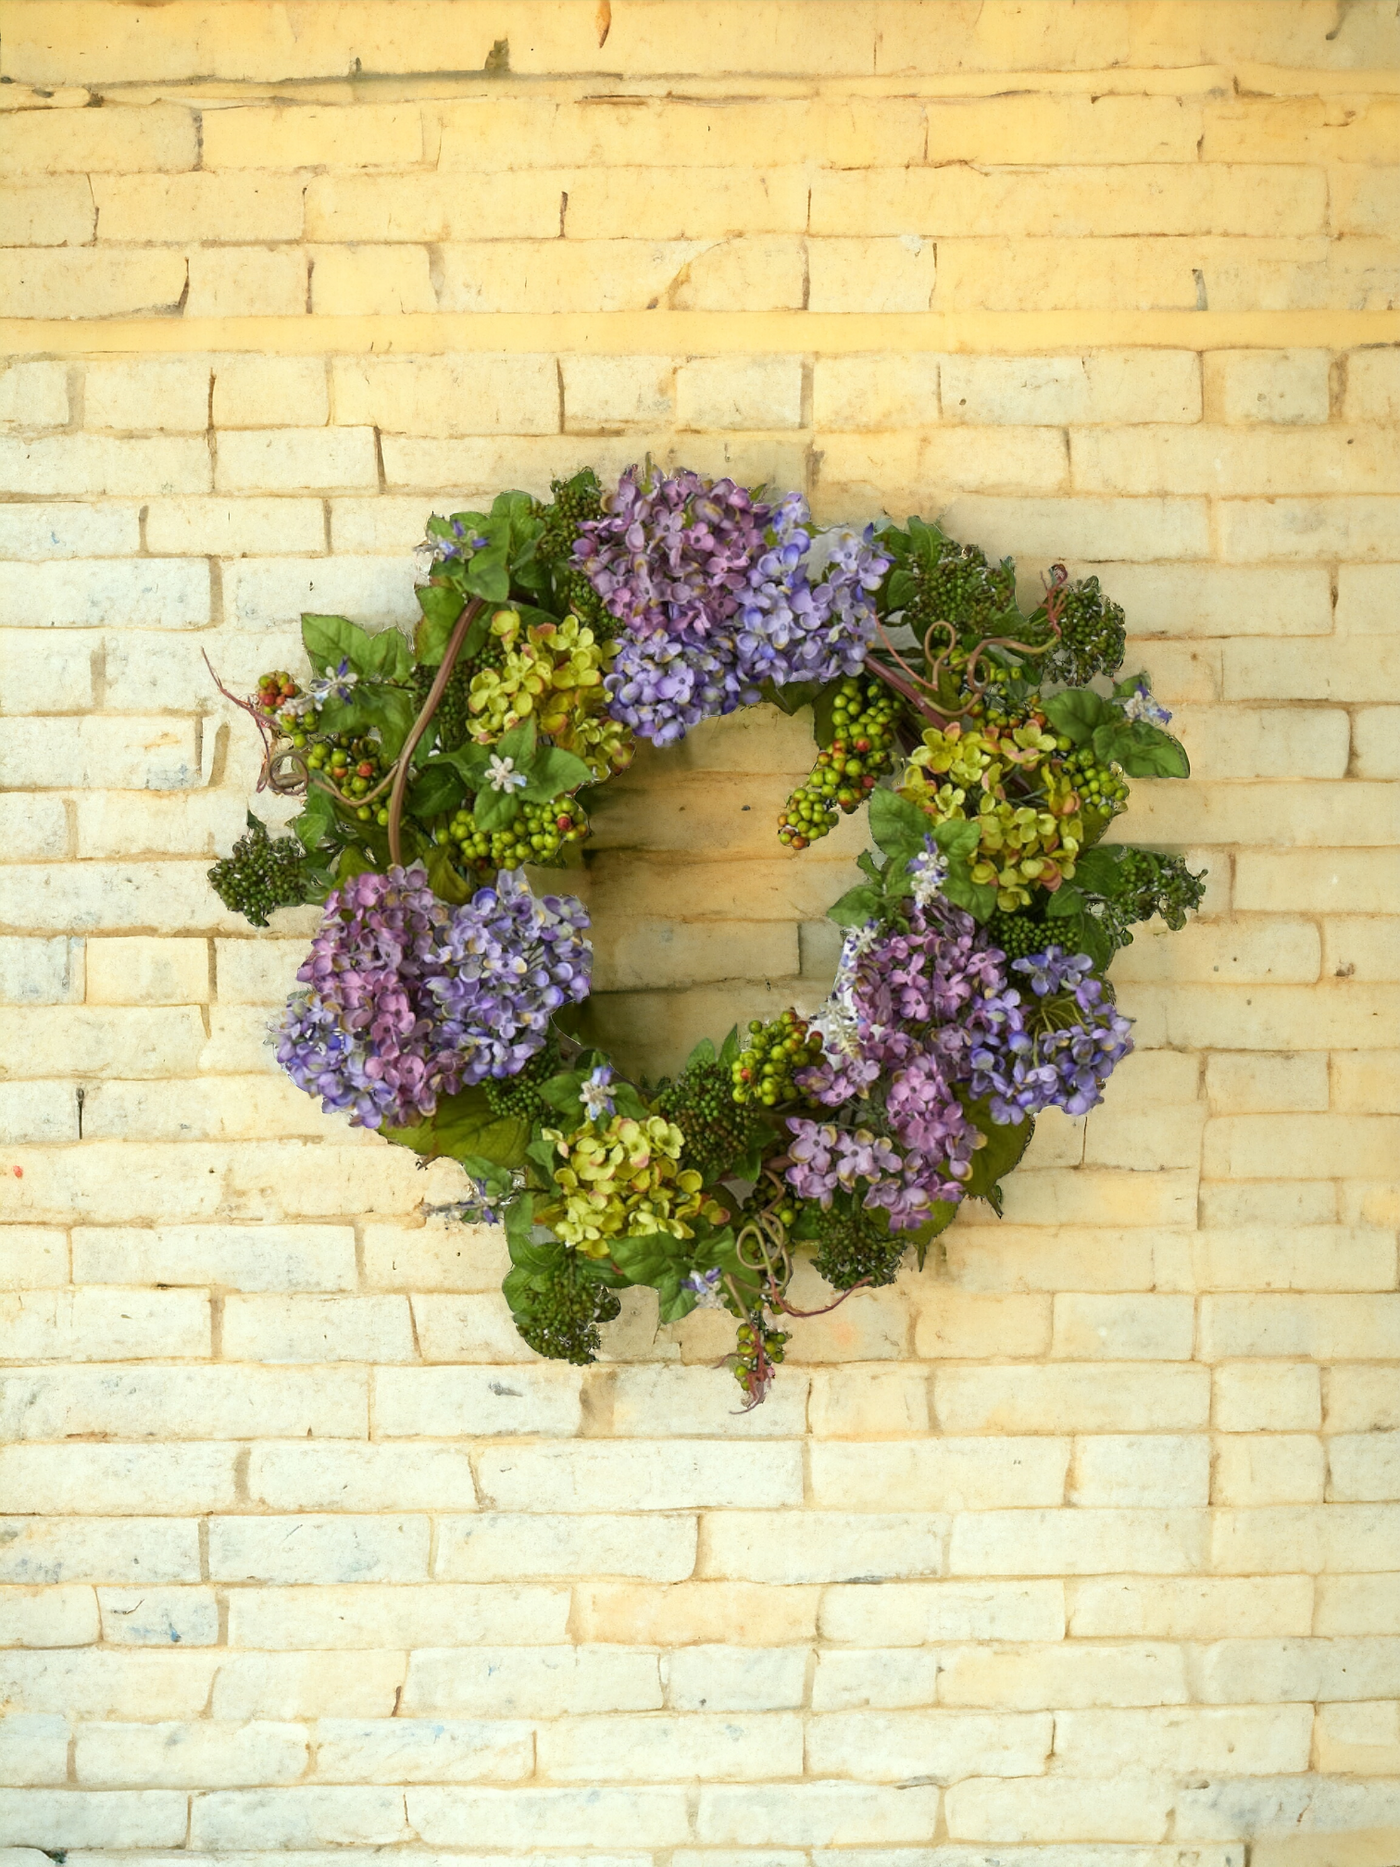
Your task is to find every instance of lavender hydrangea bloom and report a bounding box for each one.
[276,864,591,1131]
[968,945,1134,1122]
[574,467,889,744]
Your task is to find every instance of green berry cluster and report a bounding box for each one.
[533,471,612,636]
[1114,848,1207,932]
[806,1197,908,1292]
[448,795,589,872]
[986,907,1055,961]
[1042,575,1127,686]
[905,537,1017,638]
[778,677,900,849]
[485,1043,560,1122]
[514,1249,622,1366]
[731,1011,823,1107]
[655,1059,766,1181]
[208,817,312,927]
[412,656,478,755]
[1062,745,1129,819]
[307,732,388,825]
[732,1313,788,1391]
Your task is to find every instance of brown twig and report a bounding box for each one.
[387,598,484,866]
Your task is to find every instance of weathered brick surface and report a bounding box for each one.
[0,4,1395,1852]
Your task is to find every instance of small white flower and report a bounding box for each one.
[907,844,949,908]
[684,1267,728,1310]
[1121,682,1172,727]
[580,1065,616,1122]
[487,755,528,794]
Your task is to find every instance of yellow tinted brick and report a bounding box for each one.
[201,102,423,169]
[92,172,304,244]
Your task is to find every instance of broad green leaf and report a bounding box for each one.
[856,848,885,883]
[408,761,466,820]
[292,786,336,853]
[764,677,824,718]
[685,1036,717,1071]
[496,717,538,766]
[1094,719,1190,779]
[384,1083,531,1171]
[523,746,593,802]
[932,818,982,863]
[335,844,378,882]
[1046,884,1086,919]
[471,784,521,833]
[302,612,373,675]
[910,1201,959,1269]
[525,1131,560,1184]
[423,845,470,905]
[826,883,884,928]
[357,686,418,762]
[462,526,511,603]
[1044,688,1115,745]
[960,1093,1036,1213]
[809,676,848,747]
[363,627,412,682]
[1072,846,1123,895]
[718,1025,742,1068]
[867,786,930,861]
[413,581,468,666]
[611,1082,650,1122]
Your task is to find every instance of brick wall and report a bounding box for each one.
[1,1,1398,1856]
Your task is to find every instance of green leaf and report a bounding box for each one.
[960,1093,1036,1214]
[1046,884,1086,919]
[462,522,512,603]
[408,761,466,820]
[718,1025,742,1069]
[1071,846,1123,896]
[763,677,824,718]
[523,746,593,802]
[932,818,982,863]
[357,686,418,762]
[611,1081,649,1122]
[867,786,930,863]
[684,1036,717,1070]
[362,627,412,682]
[471,784,521,833]
[496,718,538,766]
[1094,719,1191,779]
[910,1200,959,1269]
[414,582,467,666]
[384,1083,531,1172]
[827,883,884,928]
[335,844,378,883]
[1044,689,1116,745]
[423,845,471,905]
[940,870,998,921]
[302,613,373,676]
[526,1130,560,1183]
[292,786,336,853]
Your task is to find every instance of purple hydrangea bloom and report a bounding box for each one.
[968,945,1134,1122]
[574,466,889,744]
[276,864,591,1130]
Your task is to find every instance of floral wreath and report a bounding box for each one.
[210,465,1200,1404]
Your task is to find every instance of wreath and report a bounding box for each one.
[209,464,1201,1404]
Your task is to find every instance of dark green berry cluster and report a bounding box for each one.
[534,471,612,637]
[906,537,1017,638]
[1113,848,1207,933]
[655,1059,766,1181]
[778,677,900,849]
[514,1250,622,1365]
[987,907,1056,961]
[448,795,589,872]
[306,731,387,825]
[485,1043,560,1122]
[412,657,477,755]
[805,1197,908,1291]
[208,817,313,927]
[732,1011,824,1107]
[1042,574,1127,686]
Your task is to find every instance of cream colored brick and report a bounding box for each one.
[807,1707,1050,1782]
[0,1363,366,1441]
[248,1441,475,1512]
[331,353,556,436]
[1214,1434,1326,1505]
[1315,1573,1400,1635]
[701,1508,945,1583]
[950,1508,1207,1576]
[84,360,210,435]
[437,1513,694,1583]
[1201,1182,1338,1229]
[0,1287,209,1361]
[0,103,196,173]
[213,1650,404,1720]
[807,1367,930,1437]
[539,1709,802,1783]
[1345,348,1400,423]
[1334,1050,1400,1115]
[1071,1435,1209,1508]
[403,1644,661,1717]
[0,178,94,248]
[1204,349,1332,424]
[1206,1113,1400,1182]
[943,350,1201,425]
[664,1645,806,1713]
[1328,1434,1400,1503]
[73,1223,353,1292]
[5,714,197,788]
[939,1640,1189,1709]
[937,1363,1209,1434]
[1212,1503,1400,1573]
[1069,1575,1314,1639]
[0,1785,189,1846]
[202,101,423,169]
[1216,1362,1322,1433]
[560,354,674,432]
[410,1784,689,1850]
[570,167,809,240]
[939,493,1209,563]
[186,246,308,318]
[1077,563,1331,637]
[98,1584,217,1647]
[0,248,188,319]
[1191,1227,1396,1293]
[190,1785,412,1847]
[675,357,802,432]
[0,1584,98,1648]
[943,1774,1171,1844]
[911,1291,1051,1360]
[696,1780,939,1848]
[222,1294,414,1364]
[0,361,69,431]
[1202,1293,1400,1361]
[807,236,938,313]
[0,1226,68,1290]
[575,1581,817,1647]
[609,1365,808,1438]
[0,1517,198,1587]
[411,1292,544,1364]
[1355,707,1400,780]
[0,435,210,499]
[83,936,208,1006]
[311,1715,530,1785]
[209,1516,429,1586]
[1336,165,1400,238]
[75,1718,307,1789]
[0,1442,236,1515]
[94,170,304,244]
[812,355,940,431]
[478,1441,801,1513]
[0,627,96,714]
[1055,1704,1313,1775]
[309,243,436,315]
[209,357,328,431]
[1220,496,1400,563]
[232,1580,566,1651]
[146,495,325,557]
[1207,1051,1329,1113]
[819,1580,1062,1650]
[1324,916,1400,983]
[216,427,376,495]
[1051,1295,1194,1361]
[1316,1699,1400,1775]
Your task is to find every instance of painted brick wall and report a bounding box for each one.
[0,1,1398,1858]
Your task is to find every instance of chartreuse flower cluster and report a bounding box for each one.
[211,465,1200,1396]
